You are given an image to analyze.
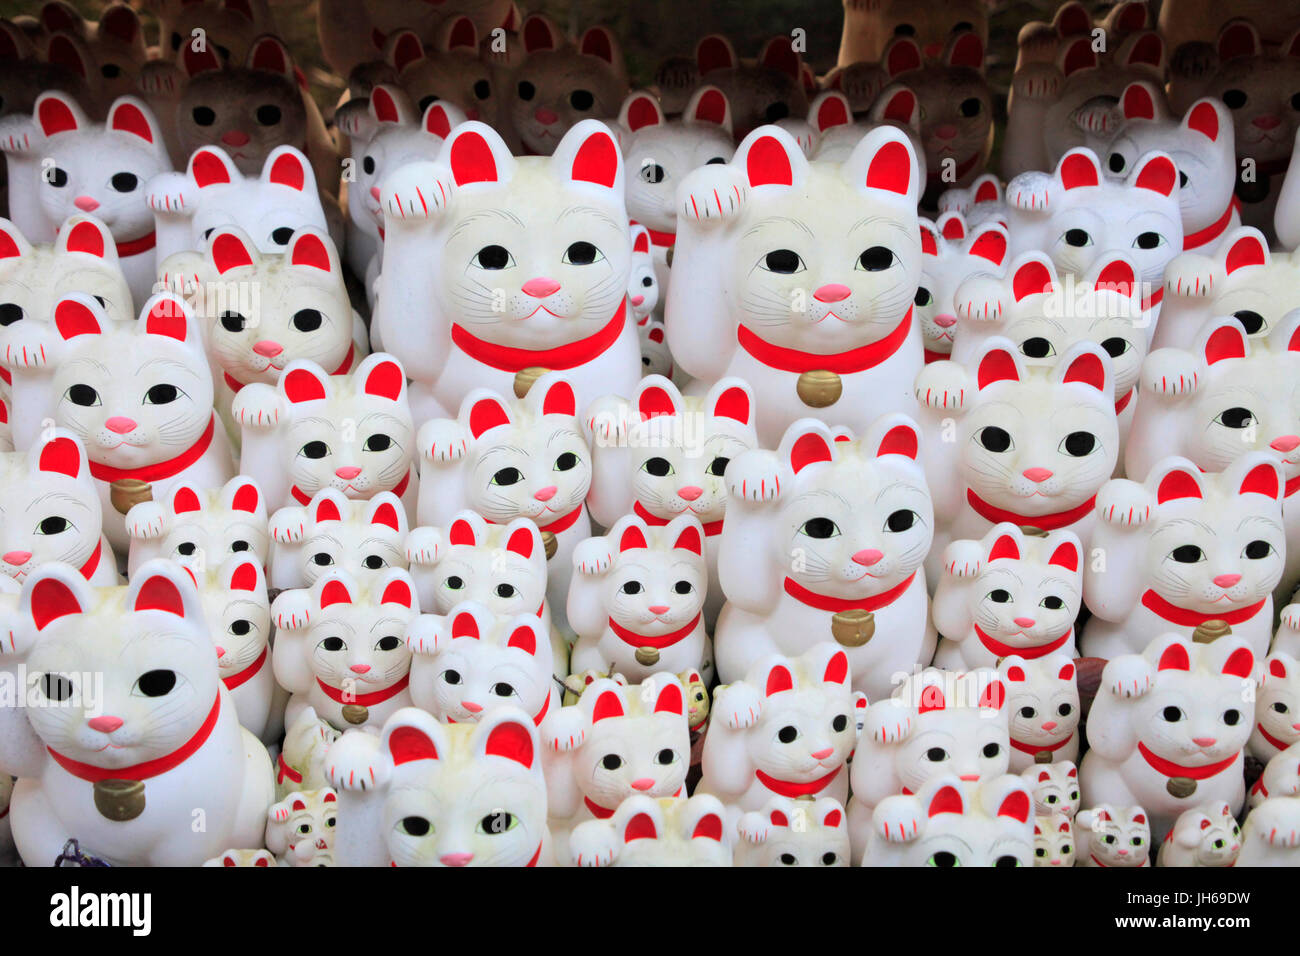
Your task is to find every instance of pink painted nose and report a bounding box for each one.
[253,340,283,357]
[522,277,561,298]
[73,195,100,212]
[1213,574,1241,589]
[533,485,557,501]
[87,715,123,733]
[1253,114,1281,130]
[630,777,655,791]
[215,646,226,658]
[1292,722,1300,731]
[221,129,251,146]
[1271,435,1300,452]
[678,485,703,501]
[1041,720,1058,732]
[440,852,474,867]
[350,663,371,674]
[1118,848,1129,856]
[1193,736,1217,747]
[535,106,559,125]
[629,294,644,307]
[933,313,957,328]
[2,551,31,566]
[852,548,883,566]
[811,747,834,759]
[813,283,852,303]
[1014,616,1036,628]
[959,774,980,781]
[934,124,958,140]
[369,186,381,200]
[462,700,483,713]
[335,466,362,480]
[105,416,137,434]
[648,605,670,615]
[1023,467,1053,483]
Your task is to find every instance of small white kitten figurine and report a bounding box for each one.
[1156,801,1241,867]
[1000,654,1081,772]
[265,788,337,867]
[268,488,407,591]
[569,793,732,867]
[204,848,276,867]
[1033,812,1075,866]
[937,173,1007,229]
[124,475,266,578]
[1075,804,1151,867]
[276,706,339,801]
[916,212,1009,364]
[735,796,851,867]
[1249,652,1300,763]
[1022,760,1081,819]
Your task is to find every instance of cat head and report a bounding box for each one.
[375,706,548,866]
[846,0,988,62]
[807,85,926,176]
[616,86,733,234]
[1256,653,1300,753]
[965,523,1083,652]
[407,599,553,725]
[163,0,264,65]
[1033,812,1075,866]
[0,430,101,584]
[29,92,169,242]
[279,705,340,799]
[194,553,268,685]
[916,212,1008,357]
[694,35,808,141]
[509,17,627,156]
[52,293,214,470]
[570,793,731,866]
[1021,760,1080,817]
[1194,21,1300,167]
[422,510,547,618]
[1167,801,1241,866]
[937,173,1006,228]
[738,796,850,867]
[1000,654,1080,755]
[384,21,496,122]
[1076,804,1150,866]
[638,320,672,378]
[626,225,658,322]
[594,513,707,636]
[45,2,147,106]
[129,476,267,569]
[266,787,337,866]
[21,559,218,769]
[452,374,592,526]
[285,489,408,587]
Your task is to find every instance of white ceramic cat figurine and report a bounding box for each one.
[806,87,926,177]
[378,21,499,130]
[124,475,266,579]
[638,321,673,379]
[847,667,1010,860]
[0,559,274,866]
[1276,125,1300,249]
[1081,453,1285,659]
[713,415,934,700]
[270,568,418,733]
[1033,812,1075,866]
[1080,633,1254,839]
[1000,654,1081,772]
[268,488,407,591]
[584,374,757,626]
[0,91,170,306]
[1075,804,1151,867]
[1023,761,1081,818]
[265,788,336,866]
[568,793,732,866]
[203,848,275,867]
[735,796,851,867]
[698,645,861,818]
[276,705,339,801]
[1156,801,1241,867]
[233,352,416,517]
[665,123,923,446]
[693,34,808,142]
[861,773,1035,867]
[375,118,638,421]
[932,522,1083,669]
[1239,796,1300,866]
[194,554,276,742]
[916,212,1009,363]
[1249,652,1300,763]
[568,512,710,683]
[626,226,659,326]
[937,173,1007,229]
[327,705,553,867]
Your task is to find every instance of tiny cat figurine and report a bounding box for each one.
[861,773,1035,867]
[406,600,555,728]
[1000,654,1080,772]
[541,672,689,863]
[693,35,808,142]
[270,568,419,733]
[937,173,1007,229]
[194,554,276,743]
[1080,633,1254,839]
[0,91,171,307]
[1022,761,1081,818]
[916,212,1009,363]
[47,292,235,555]
[735,796,851,867]
[932,522,1083,669]
[265,788,337,866]
[375,118,638,421]
[1239,796,1300,865]
[327,705,553,867]
[204,848,275,867]
[568,512,711,683]
[568,793,731,866]
[847,667,1009,860]
[1033,812,1075,866]
[836,0,987,67]
[416,373,591,627]
[276,705,339,801]
[233,352,416,517]
[713,415,933,700]
[914,337,1118,581]
[1249,652,1300,763]
[1081,453,1284,659]
[1075,804,1151,867]
[0,429,118,586]
[626,226,660,326]
[268,488,407,591]
[1104,82,1239,255]
[0,559,274,866]
[1156,801,1241,867]
[584,375,757,626]
[124,475,266,579]
[638,320,673,379]
[698,645,861,819]
[1248,739,1300,806]
[665,123,923,446]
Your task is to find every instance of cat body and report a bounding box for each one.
[195,554,276,742]
[1239,796,1300,865]
[568,793,731,866]
[268,488,407,591]
[1075,804,1151,866]
[626,226,660,326]
[735,796,850,867]
[937,173,1007,229]
[124,475,266,579]
[1156,801,1241,867]
[276,705,339,801]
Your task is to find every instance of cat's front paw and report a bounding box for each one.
[1,320,55,370]
[0,114,39,155]
[145,172,197,216]
[418,418,470,464]
[573,536,615,575]
[405,526,443,565]
[271,589,313,631]
[725,449,788,503]
[1095,480,1154,528]
[1140,348,1201,398]
[714,682,763,730]
[942,539,984,578]
[584,394,631,447]
[1164,253,1218,299]
[546,707,588,752]
[1010,63,1062,101]
[269,506,308,544]
[137,60,184,97]
[569,819,619,867]
[1070,101,1122,139]
[232,384,287,429]
[1006,170,1054,212]
[873,794,922,843]
[381,160,455,225]
[1280,603,1300,632]
[954,274,1007,324]
[737,811,772,844]
[865,699,912,744]
[405,614,444,655]
[914,361,971,412]
[1105,655,1155,699]
[125,501,167,540]
[325,730,392,792]
[677,164,749,225]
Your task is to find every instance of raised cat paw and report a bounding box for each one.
[546,707,588,752]
[914,361,970,411]
[1280,604,1300,631]
[405,614,443,656]
[1164,254,1217,298]
[942,539,984,578]
[0,320,55,370]
[404,526,443,565]
[137,60,184,97]
[145,172,196,215]
[0,115,39,155]
[873,795,922,843]
[573,536,615,575]
[1095,480,1154,528]
[1106,655,1155,698]
[1010,63,1062,101]
[584,395,630,446]
[866,698,913,743]
[325,730,392,792]
[954,275,1006,323]
[569,819,619,867]
[725,449,788,503]
[381,160,455,225]
[271,590,313,631]
[714,682,763,730]
[677,164,749,225]
[1140,349,1201,397]
[125,501,168,540]
[418,418,470,464]
[269,506,308,544]
[232,384,287,429]
[737,811,772,844]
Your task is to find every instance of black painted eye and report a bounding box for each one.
[641,276,653,287]
[1063,228,1091,247]
[554,451,578,471]
[989,588,1012,603]
[915,287,933,307]
[673,580,693,594]
[300,441,329,459]
[982,742,1000,758]
[1215,407,1254,429]
[706,456,729,476]
[640,162,665,184]
[1036,846,1047,858]
[474,79,491,100]
[1058,702,1073,717]
[928,851,959,867]
[1134,231,1163,249]
[780,852,797,864]
[1108,152,1126,173]
[110,172,138,192]
[192,105,216,126]
[491,467,522,485]
[135,669,176,697]
[656,748,676,765]
[517,80,536,100]
[418,95,438,113]
[37,516,70,534]
[399,816,430,836]
[1060,431,1096,457]
[764,101,790,122]
[473,244,512,269]
[177,542,197,556]
[47,167,68,187]
[886,509,916,532]
[959,97,982,117]
[777,725,799,743]
[642,457,673,477]
[569,89,594,110]
[1162,705,1184,722]
[443,669,461,684]
[1042,595,1065,610]
[1274,701,1290,714]
[1019,706,1036,719]
[925,747,947,761]
[994,855,1019,867]
[821,852,837,865]
[564,241,599,265]
[42,673,73,701]
[255,104,281,126]
[362,156,376,175]
[764,249,803,273]
[220,311,246,332]
[170,31,182,50]
[706,156,726,164]
[230,619,252,636]
[1179,171,1189,188]
[491,681,515,697]
[66,384,99,406]
[799,517,839,539]
[232,539,250,552]
[363,433,392,452]
[292,309,323,332]
[1171,545,1203,563]
[1222,89,1247,109]
[144,384,180,404]
[0,303,22,325]
[894,23,916,35]
[445,576,464,590]
[1021,336,1055,358]
[1232,310,1265,335]
[363,555,385,570]
[1101,337,1130,358]
[858,246,894,271]
[312,552,333,566]
[620,580,643,594]
[832,714,848,732]
[977,426,1012,452]
[601,753,622,770]
[496,583,516,598]
[320,637,345,651]
[1245,540,1273,559]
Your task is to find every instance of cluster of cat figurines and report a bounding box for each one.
[4,0,1300,868]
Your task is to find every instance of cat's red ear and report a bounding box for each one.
[1121,82,1157,120]
[1058,150,1100,190]
[313,495,342,523]
[388,30,424,72]
[506,525,535,558]
[638,383,678,420]
[387,724,440,765]
[1004,665,1026,682]
[1239,462,1281,500]
[624,812,657,842]
[54,298,103,340]
[813,91,851,132]
[1061,349,1107,393]
[538,378,575,417]
[770,809,790,827]
[863,136,913,198]
[37,436,82,479]
[823,807,843,828]
[654,681,684,715]
[1132,153,1177,198]
[1058,662,1075,681]
[380,578,413,608]
[919,220,939,257]
[448,128,501,185]
[370,500,401,531]
[107,99,155,144]
[1220,648,1253,679]
[522,14,561,53]
[565,127,620,190]
[506,624,537,656]
[878,86,918,126]
[974,178,1000,204]
[765,664,794,697]
[229,560,259,592]
[423,102,459,139]
[482,717,535,769]
[1204,322,1248,364]
[789,429,834,474]
[687,86,729,128]
[448,518,476,546]
[1048,540,1080,572]
[249,36,293,77]
[1156,466,1203,503]
[362,359,404,401]
[875,422,919,460]
[989,534,1020,562]
[673,524,702,556]
[1122,32,1163,68]
[579,26,618,65]
[1094,259,1136,297]
[144,296,191,343]
[709,384,750,425]
[283,366,328,403]
[619,524,648,552]
[211,231,255,274]
[928,785,963,817]
[745,134,795,188]
[452,610,479,639]
[1157,642,1191,671]
[319,578,353,608]
[442,16,477,52]
[1225,233,1267,274]
[133,574,187,617]
[968,226,1007,266]
[262,148,307,193]
[1012,257,1055,301]
[467,396,511,438]
[370,85,402,124]
[997,790,1031,823]
[181,37,222,75]
[591,689,625,722]
[823,650,849,685]
[30,575,84,629]
[884,36,922,77]
[1217,20,1260,60]
[696,34,735,74]
[190,148,234,188]
[979,679,1006,710]
[0,222,24,260]
[759,35,800,80]
[691,813,724,841]
[288,232,333,272]
[1185,100,1221,142]
[977,345,1021,388]
[36,92,80,136]
[946,32,984,70]
[172,486,202,513]
[918,683,946,713]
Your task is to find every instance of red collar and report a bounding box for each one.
[115,230,156,258]
[923,347,949,364]
[783,571,915,613]
[1137,741,1238,780]
[1255,721,1294,753]
[78,539,102,580]
[315,673,409,707]
[966,488,1096,532]
[291,465,412,507]
[87,414,217,484]
[1114,387,1134,415]
[1182,196,1240,251]
[975,622,1071,660]
[224,343,356,395]
[1010,732,1074,756]
[1252,777,1268,799]
[450,297,627,372]
[48,693,220,782]
[222,646,268,692]
[630,220,676,248]
[1090,853,1111,867]
[1286,474,1300,498]
[276,751,303,786]
[585,795,616,819]
[1140,589,1266,628]
[756,765,841,798]
[608,612,701,650]
[1142,286,1163,312]
[633,500,722,536]
[737,305,913,375]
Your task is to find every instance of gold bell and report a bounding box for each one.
[796,370,843,409]
[1192,620,1231,643]
[541,530,557,560]
[1020,526,1049,538]
[1166,777,1197,798]
[830,609,875,647]
[94,779,146,821]
[341,704,370,725]
[634,646,661,667]
[110,478,153,516]
[513,366,549,399]
[1033,750,1053,764]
